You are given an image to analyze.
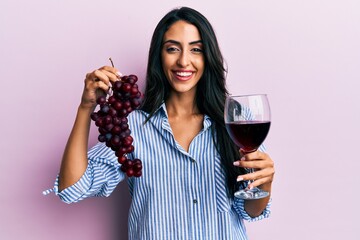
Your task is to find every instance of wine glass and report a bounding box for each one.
[224,94,271,200]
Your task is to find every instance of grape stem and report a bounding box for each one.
[109,58,114,67]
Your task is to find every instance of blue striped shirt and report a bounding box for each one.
[44,103,271,240]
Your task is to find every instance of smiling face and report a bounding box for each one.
[161,20,205,96]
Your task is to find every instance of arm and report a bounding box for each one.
[244,182,272,217]
[58,66,121,191]
[58,105,93,191]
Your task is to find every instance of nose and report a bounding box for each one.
[177,51,190,67]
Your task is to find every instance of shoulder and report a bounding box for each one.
[128,109,148,121]
[127,109,153,127]
[128,104,165,124]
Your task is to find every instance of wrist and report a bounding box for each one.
[78,103,96,115]
[258,182,272,194]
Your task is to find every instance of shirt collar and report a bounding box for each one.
[155,102,212,131]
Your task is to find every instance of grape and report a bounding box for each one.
[120,117,128,124]
[117,147,127,157]
[128,74,138,82]
[111,125,121,135]
[131,98,141,108]
[112,117,122,126]
[133,163,142,171]
[127,145,134,153]
[95,118,104,127]
[113,81,122,91]
[120,164,127,173]
[134,171,142,177]
[121,76,129,82]
[124,159,134,168]
[105,133,112,141]
[108,107,117,117]
[100,104,110,114]
[97,96,106,105]
[126,169,134,177]
[108,96,116,105]
[122,83,132,92]
[104,123,114,132]
[111,135,121,146]
[124,129,131,136]
[119,131,127,139]
[98,135,106,142]
[114,91,124,100]
[90,112,100,121]
[120,123,129,130]
[133,158,141,164]
[99,127,107,135]
[118,156,127,164]
[123,100,131,109]
[112,101,123,110]
[131,87,139,96]
[104,115,112,125]
[122,138,132,147]
[91,74,143,178]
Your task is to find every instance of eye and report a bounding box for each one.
[166,47,180,53]
[191,48,203,53]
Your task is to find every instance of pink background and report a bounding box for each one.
[1,0,359,239]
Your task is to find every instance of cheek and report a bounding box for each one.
[162,63,171,79]
[161,54,171,70]
[161,58,168,74]
[161,61,172,81]
[196,58,205,73]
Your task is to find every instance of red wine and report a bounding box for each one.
[226,121,271,152]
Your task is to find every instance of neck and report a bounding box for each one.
[165,91,200,117]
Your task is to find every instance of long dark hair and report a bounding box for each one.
[140,7,246,196]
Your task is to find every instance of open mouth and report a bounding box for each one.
[173,71,194,81]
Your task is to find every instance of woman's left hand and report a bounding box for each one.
[233,150,275,191]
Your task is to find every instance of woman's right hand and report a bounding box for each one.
[81,66,121,109]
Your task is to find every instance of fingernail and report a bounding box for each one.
[237,176,243,182]
[116,71,123,77]
[233,161,240,166]
[240,157,245,161]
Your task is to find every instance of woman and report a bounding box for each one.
[45,6,275,239]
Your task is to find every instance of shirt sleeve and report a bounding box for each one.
[43,142,125,204]
[232,197,271,222]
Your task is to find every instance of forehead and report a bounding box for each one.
[163,20,202,42]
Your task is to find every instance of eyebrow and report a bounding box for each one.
[163,40,203,45]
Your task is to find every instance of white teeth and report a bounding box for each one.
[176,72,192,77]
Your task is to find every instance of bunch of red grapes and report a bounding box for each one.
[90,74,143,177]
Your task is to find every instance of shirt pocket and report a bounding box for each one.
[214,156,231,213]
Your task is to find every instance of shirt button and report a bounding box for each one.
[193,199,198,204]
